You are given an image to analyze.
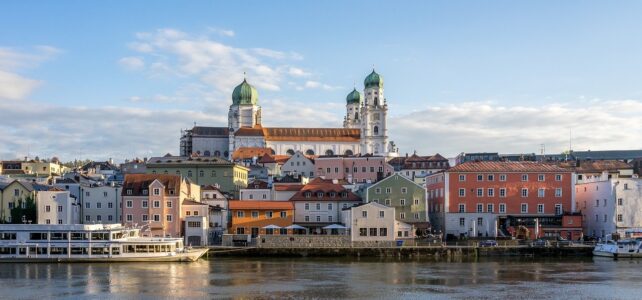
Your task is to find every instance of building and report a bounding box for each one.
[179,70,399,159]
[120,158,147,174]
[36,188,79,225]
[53,178,81,200]
[570,149,642,161]
[365,174,429,232]
[561,160,635,184]
[388,153,450,183]
[314,155,393,184]
[426,161,582,240]
[228,200,294,237]
[145,155,248,196]
[576,177,642,239]
[79,184,122,224]
[281,151,315,178]
[0,180,37,223]
[182,200,210,246]
[239,180,271,201]
[340,202,414,242]
[201,185,230,240]
[121,174,201,238]
[289,178,362,232]
[21,160,66,177]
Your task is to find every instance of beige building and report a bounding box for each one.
[0,180,37,223]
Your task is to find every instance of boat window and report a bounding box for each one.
[50,232,68,240]
[123,245,135,253]
[0,248,17,255]
[29,247,48,255]
[70,248,89,255]
[112,232,124,240]
[50,247,68,255]
[91,232,109,240]
[29,233,48,240]
[71,233,88,240]
[135,245,149,253]
[91,248,108,255]
[0,233,16,240]
[111,247,120,255]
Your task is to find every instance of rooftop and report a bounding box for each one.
[448,161,571,173]
[228,200,294,210]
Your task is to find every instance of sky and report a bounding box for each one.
[1,1,641,162]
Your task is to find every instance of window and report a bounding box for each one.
[459,188,465,197]
[316,203,321,210]
[375,188,381,194]
[85,191,90,197]
[499,203,506,213]
[108,203,113,209]
[414,199,419,205]
[458,204,465,213]
[126,214,133,222]
[487,174,494,181]
[521,204,528,213]
[401,187,407,194]
[142,189,148,195]
[153,188,160,195]
[108,215,113,221]
[537,204,544,214]
[538,189,545,198]
[624,183,629,189]
[385,199,391,206]
[96,215,102,221]
[316,216,321,222]
[85,202,90,209]
[167,201,172,208]
[46,219,51,224]
[266,211,273,218]
[604,214,607,222]
[414,213,419,219]
[305,216,310,222]
[167,215,172,222]
[477,174,483,181]
[555,188,562,197]
[521,188,528,197]
[477,218,483,226]
[152,201,159,208]
[617,214,623,222]
[477,188,483,197]
[385,187,391,194]
[186,211,191,216]
[58,205,63,212]
[85,215,90,222]
[45,205,51,212]
[126,200,133,208]
[199,170,204,177]
[400,199,406,206]
[538,174,545,182]
[400,212,405,219]
[305,203,310,210]
[618,198,623,206]
[187,171,192,177]
[96,203,101,209]
[280,211,287,218]
[142,214,149,221]
[142,200,148,208]
[328,216,333,222]
[379,211,385,218]
[487,188,494,197]
[499,174,506,181]
[328,203,333,210]
[362,211,368,218]
[596,199,600,207]
[251,211,259,218]
[555,204,562,215]
[459,218,465,227]
[370,228,378,236]
[499,188,506,197]
[521,174,528,181]
[236,211,244,218]
[379,228,387,236]
[459,175,466,181]
[58,219,63,224]
[555,174,562,181]
[236,228,245,234]
[360,228,367,236]
[487,204,493,213]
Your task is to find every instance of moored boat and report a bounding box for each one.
[593,238,642,259]
[0,224,208,262]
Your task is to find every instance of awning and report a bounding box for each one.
[284,224,306,230]
[262,225,281,229]
[322,224,347,229]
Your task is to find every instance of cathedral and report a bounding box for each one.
[179,69,398,159]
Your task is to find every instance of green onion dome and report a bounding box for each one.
[364,69,383,89]
[232,79,258,105]
[346,88,362,104]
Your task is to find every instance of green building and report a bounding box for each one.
[365,174,429,227]
[145,155,248,197]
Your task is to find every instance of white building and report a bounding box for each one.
[281,151,315,178]
[340,202,414,241]
[37,189,79,225]
[179,70,399,159]
[576,177,642,239]
[184,215,209,246]
[79,184,122,224]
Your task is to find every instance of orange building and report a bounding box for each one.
[229,200,294,237]
[426,161,582,240]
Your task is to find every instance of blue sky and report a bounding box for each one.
[1,1,641,161]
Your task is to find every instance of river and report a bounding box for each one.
[1,257,641,299]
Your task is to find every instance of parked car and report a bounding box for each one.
[479,240,498,247]
[531,239,550,247]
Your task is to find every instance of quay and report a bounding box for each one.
[207,244,594,258]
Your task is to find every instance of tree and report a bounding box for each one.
[10,196,37,224]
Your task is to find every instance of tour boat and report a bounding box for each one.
[0,224,208,262]
[593,238,642,258]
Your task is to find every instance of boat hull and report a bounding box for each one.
[0,249,209,263]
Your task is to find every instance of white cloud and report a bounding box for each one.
[207,27,235,37]
[302,80,342,91]
[389,100,642,157]
[0,46,60,101]
[0,71,40,100]
[288,67,310,77]
[118,56,145,70]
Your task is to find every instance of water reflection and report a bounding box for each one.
[0,257,641,299]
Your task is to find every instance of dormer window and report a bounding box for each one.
[169,189,174,195]
[317,192,324,198]
[305,192,312,198]
[142,189,148,195]
[341,192,348,198]
[330,192,336,198]
[127,189,133,195]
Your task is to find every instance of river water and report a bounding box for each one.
[1,257,641,299]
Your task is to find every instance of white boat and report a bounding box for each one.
[593,238,642,258]
[0,224,209,262]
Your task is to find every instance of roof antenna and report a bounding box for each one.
[243,71,247,81]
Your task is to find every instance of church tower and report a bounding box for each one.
[228,78,261,159]
[343,88,362,128]
[360,69,389,155]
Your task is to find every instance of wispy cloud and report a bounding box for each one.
[0,46,61,100]
[207,27,235,37]
[118,56,145,70]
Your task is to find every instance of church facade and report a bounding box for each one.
[179,70,398,159]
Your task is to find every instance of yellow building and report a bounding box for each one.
[21,161,66,176]
[0,180,37,223]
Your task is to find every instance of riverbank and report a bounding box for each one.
[208,245,594,258]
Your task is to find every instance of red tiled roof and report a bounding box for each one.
[232,147,274,160]
[289,178,361,201]
[182,199,207,206]
[559,160,633,173]
[234,126,265,137]
[201,184,221,191]
[257,153,276,163]
[123,174,182,196]
[264,127,360,142]
[448,161,570,173]
[274,184,304,192]
[228,200,293,210]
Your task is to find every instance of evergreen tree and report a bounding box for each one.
[10,196,37,224]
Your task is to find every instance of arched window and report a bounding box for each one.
[223,151,229,158]
[214,151,221,157]
[204,150,211,157]
[373,126,379,135]
[270,148,276,155]
[354,112,358,120]
[305,149,315,156]
[325,149,334,156]
[344,149,354,156]
[196,151,201,155]
[286,149,295,156]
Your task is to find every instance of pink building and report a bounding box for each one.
[122,174,201,238]
[314,155,394,184]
